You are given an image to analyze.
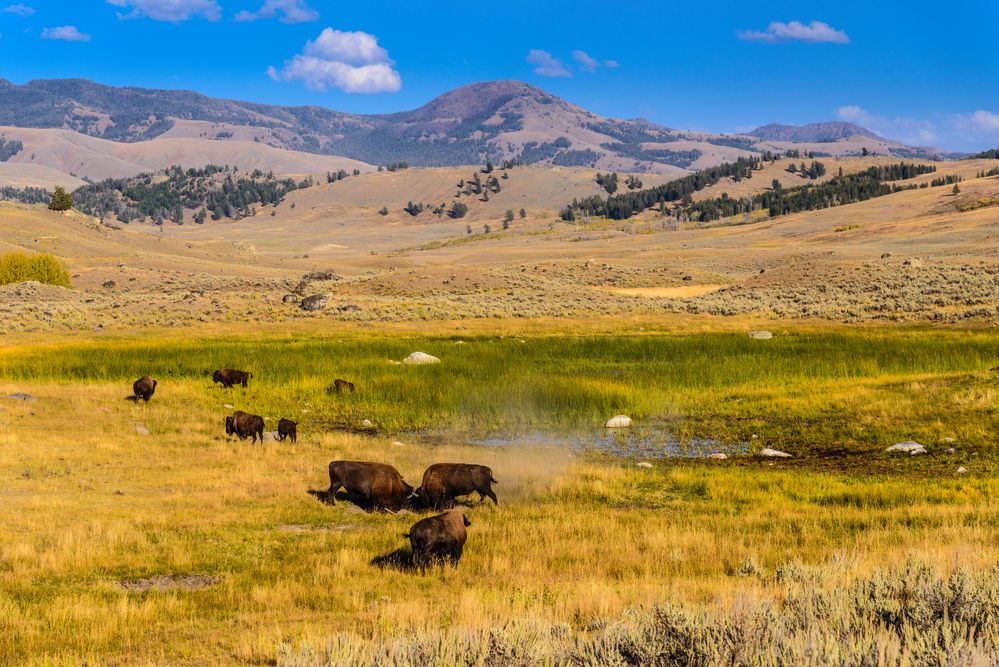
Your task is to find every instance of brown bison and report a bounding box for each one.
[213,369,252,389]
[277,418,297,443]
[333,378,355,393]
[326,460,414,511]
[406,509,471,572]
[132,375,157,402]
[225,410,265,444]
[418,463,497,509]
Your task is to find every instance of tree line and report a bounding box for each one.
[0,137,23,162]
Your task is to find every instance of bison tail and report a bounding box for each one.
[491,475,498,484]
[402,532,410,539]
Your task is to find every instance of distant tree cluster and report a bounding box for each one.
[73,164,308,225]
[929,174,962,187]
[0,136,23,162]
[561,158,936,223]
[970,148,999,159]
[595,172,618,194]
[975,166,999,178]
[48,187,73,211]
[326,169,355,183]
[787,161,827,179]
[385,162,409,172]
[403,201,424,216]
[448,202,468,219]
[625,175,643,190]
[0,186,51,205]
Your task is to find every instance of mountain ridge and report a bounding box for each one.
[0,77,958,174]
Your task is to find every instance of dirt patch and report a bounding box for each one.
[601,285,725,298]
[118,574,221,592]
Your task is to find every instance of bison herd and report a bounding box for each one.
[128,370,497,571]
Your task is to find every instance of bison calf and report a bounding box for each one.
[406,509,471,572]
[333,378,355,394]
[132,375,157,402]
[277,418,297,443]
[418,463,498,510]
[225,410,265,444]
[326,460,414,511]
[213,369,251,389]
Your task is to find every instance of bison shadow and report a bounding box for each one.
[307,488,416,513]
[370,547,416,572]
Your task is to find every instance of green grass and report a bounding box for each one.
[1,328,996,454]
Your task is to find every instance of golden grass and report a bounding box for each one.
[1,326,998,664]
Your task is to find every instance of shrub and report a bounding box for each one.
[0,252,72,288]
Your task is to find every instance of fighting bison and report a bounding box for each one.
[213,369,252,389]
[225,410,265,444]
[277,418,297,443]
[406,509,471,572]
[418,463,498,509]
[132,375,157,402]
[333,378,355,394]
[326,460,414,511]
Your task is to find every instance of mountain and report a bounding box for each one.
[0,78,954,177]
[747,122,883,143]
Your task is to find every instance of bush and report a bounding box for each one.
[0,252,72,288]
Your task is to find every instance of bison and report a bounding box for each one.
[277,418,297,443]
[333,378,355,394]
[132,375,157,402]
[326,460,414,511]
[213,369,252,389]
[225,410,265,444]
[406,509,471,572]
[418,463,498,509]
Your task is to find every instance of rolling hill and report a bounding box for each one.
[0,78,957,180]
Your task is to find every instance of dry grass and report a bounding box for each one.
[1,328,998,664]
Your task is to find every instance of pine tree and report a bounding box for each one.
[48,186,73,211]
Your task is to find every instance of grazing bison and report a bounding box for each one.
[406,509,471,572]
[277,418,297,443]
[225,410,265,444]
[418,463,498,509]
[132,375,157,402]
[213,369,252,389]
[333,378,355,394]
[326,460,414,511]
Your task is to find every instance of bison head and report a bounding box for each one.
[463,514,471,527]
[224,415,234,435]
[212,370,221,383]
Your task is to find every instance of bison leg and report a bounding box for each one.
[451,544,464,565]
[481,487,498,505]
[291,432,297,444]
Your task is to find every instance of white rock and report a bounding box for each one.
[605,415,632,428]
[262,432,279,442]
[636,462,653,469]
[957,467,968,474]
[887,441,926,455]
[362,419,373,428]
[749,330,773,340]
[132,422,150,436]
[946,448,956,454]
[390,441,406,447]
[223,404,234,409]
[707,453,728,460]
[942,437,956,443]
[758,448,791,458]
[402,352,440,365]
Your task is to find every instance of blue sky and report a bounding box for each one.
[1,0,997,151]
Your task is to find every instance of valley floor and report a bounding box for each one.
[1,327,997,664]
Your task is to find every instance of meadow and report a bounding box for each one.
[1,326,998,664]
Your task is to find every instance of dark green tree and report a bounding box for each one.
[48,186,73,211]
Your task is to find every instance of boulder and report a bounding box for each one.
[132,422,150,436]
[262,432,279,442]
[946,448,956,454]
[402,352,440,365]
[758,448,791,458]
[942,437,956,443]
[749,330,773,340]
[636,462,653,469]
[957,466,968,474]
[361,419,373,428]
[605,415,632,428]
[886,441,926,455]
[300,294,329,311]
[282,294,299,304]
[707,453,728,460]
[7,393,34,401]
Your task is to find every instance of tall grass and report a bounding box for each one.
[0,251,71,288]
[0,329,995,451]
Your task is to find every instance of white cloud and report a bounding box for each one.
[235,0,317,23]
[268,28,401,94]
[107,0,221,22]
[604,59,620,68]
[3,4,35,17]
[41,25,91,42]
[526,49,570,78]
[837,104,999,152]
[739,20,849,44]
[572,50,600,72]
